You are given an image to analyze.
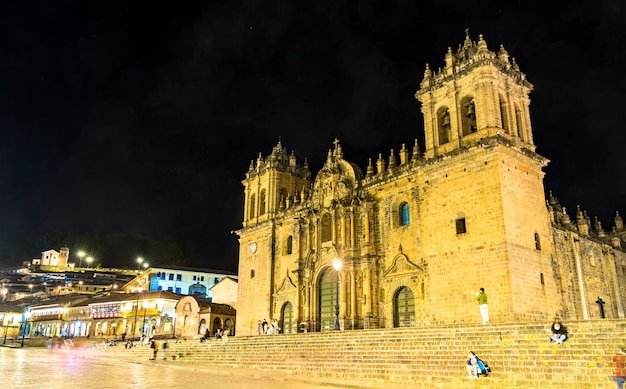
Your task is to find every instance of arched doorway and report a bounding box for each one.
[281,302,293,334]
[224,319,234,335]
[213,317,222,335]
[198,319,207,336]
[393,286,415,327]
[318,267,338,331]
[162,315,172,332]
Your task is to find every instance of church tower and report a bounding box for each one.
[238,139,311,333]
[412,32,560,322]
[416,32,534,159]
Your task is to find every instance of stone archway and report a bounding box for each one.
[393,286,415,327]
[199,319,207,336]
[318,267,338,331]
[281,302,293,334]
[213,317,222,335]
[224,318,234,335]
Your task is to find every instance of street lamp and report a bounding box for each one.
[137,257,143,270]
[142,301,149,337]
[332,259,342,330]
[86,256,93,268]
[77,251,86,268]
[20,310,31,347]
[131,288,142,344]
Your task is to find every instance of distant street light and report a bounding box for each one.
[137,257,143,270]
[86,257,93,268]
[143,262,149,270]
[77,251,86,268]
[332,259,343,331]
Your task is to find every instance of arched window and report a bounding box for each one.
[259,189,266,215]
[249,194,256,219]
[461,97,477,136]
[400,202,410,226]
[515,104,524,140]
[279,188,288,209]
[437,107,450,145]
[499,96,510,135]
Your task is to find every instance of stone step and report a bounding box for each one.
[97,319,624,388]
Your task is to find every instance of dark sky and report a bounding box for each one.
[1,0,625,273]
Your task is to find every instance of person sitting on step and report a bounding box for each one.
[550,319,568,344]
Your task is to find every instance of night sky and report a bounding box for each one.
[1,0,625,273]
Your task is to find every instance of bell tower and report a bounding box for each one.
[413,32,561,323]
[241,139,311,228]
[416,32,535,159]
[237,139,311,335]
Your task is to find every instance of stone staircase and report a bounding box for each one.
[101,319,626,388]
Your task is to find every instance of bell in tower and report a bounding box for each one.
[466,100,477,132]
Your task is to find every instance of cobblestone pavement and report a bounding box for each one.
[0,346,347,389]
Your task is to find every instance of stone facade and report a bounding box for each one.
[174,295,236,339]
[235,33,626,336]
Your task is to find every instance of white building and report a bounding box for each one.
[123,265,237,300]
[31,248,70,267]
[209,277,238,309]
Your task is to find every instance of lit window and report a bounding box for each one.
[400,202,410,226]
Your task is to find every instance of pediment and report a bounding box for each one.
[276,274,297,293]
[384,254,423,277]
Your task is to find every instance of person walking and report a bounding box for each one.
[162,341,168,360]
[476,288,489,324]
[149,338,160,360]
[614,345,626,389]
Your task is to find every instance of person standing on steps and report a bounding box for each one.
[614,345,626,389]
[476,288,489,324]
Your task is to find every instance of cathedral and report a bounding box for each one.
[235,33,626,336]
